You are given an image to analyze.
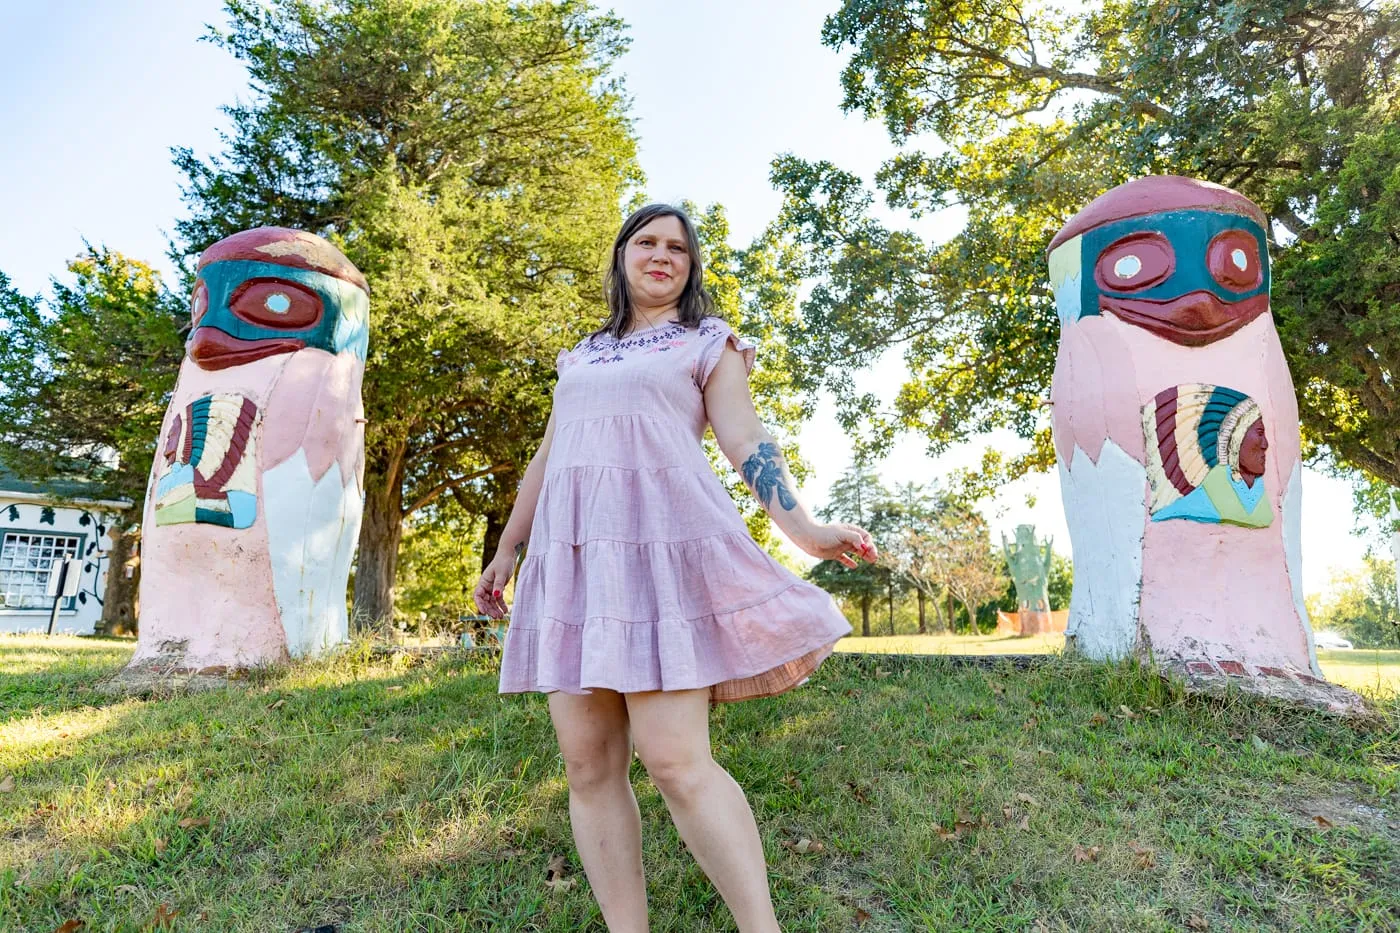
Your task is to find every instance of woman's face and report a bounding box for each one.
[623,215,691,313]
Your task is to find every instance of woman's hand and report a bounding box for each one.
[472,551,519,619]
[798,523,878,569]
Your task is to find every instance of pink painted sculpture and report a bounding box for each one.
[126,227,369,673]
[1046,176,1355,709]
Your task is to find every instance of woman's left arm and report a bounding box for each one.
[703,345,877,567]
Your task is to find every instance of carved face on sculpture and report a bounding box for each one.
[1047,176,1271,346]
[1238,419,1268,483]
[1014,524,1038,550]
[188,227,370,371]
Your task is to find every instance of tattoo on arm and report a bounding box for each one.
[740,441,798,511]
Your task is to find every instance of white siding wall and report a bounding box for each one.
[0,495,126,635]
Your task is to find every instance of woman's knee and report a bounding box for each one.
[637,749,715,803]
[560,735,632,794]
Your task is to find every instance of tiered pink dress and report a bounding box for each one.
[497,315,852,702]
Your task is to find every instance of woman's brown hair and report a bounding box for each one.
[588,203,716,343]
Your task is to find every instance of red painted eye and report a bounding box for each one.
[190,280,208,325]
[1095,233,1174,293]
[1207,230,1262,291]
[229,278,323,330]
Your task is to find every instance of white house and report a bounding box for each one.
[0,465,131,635]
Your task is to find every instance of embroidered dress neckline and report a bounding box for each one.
[615,318,680,341]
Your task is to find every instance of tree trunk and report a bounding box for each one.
[962,599,977,635]
[353,449,406,628]
[916,589,926,634]
[482,511,506,574]
[946,592,956,634]
[860,593,871,637]
[97,522,139,636]
[887,576,895,635]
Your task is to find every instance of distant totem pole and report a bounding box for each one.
[1002,524,1053,635]
[1046,176,1355,708]
[126,227,369,674]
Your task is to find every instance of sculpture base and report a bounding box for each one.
[98,637,287,698]
[1169,658,1370,717]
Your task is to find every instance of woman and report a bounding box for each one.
[473,203,877,932]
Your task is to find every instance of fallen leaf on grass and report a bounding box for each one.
[1312,815,1334,831]
[1250,735,1270,753]
[989,681,1005,696]
[266,698,286,710]
[1031,921,1050,933]
[1128,841,1156,869]
[1186,914,1209,930]
[782,837,825,855]
[142,778,158,795]
[846,782,870,804]
[1070,844,1101,864]
[386,685,404,692]
[854,906,872,924]
[153,837,167,854]
[875,668,891,678]
[53,921,83,933]
[1017,815,1031,831]
[1023,717,1039,731]
[152,903,178,928]
[544,854,577,892]
[1088,713,1108,727]
[1015,792,1040,808]
[115,885,140,895]
[0,775,14,793]
[177,817,209,830]
[381,736,402,744]
[1117,705,1140,720]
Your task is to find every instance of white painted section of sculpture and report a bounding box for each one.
[264,453,361,658]
[1057,440,1147,660]
[1283,461,1323,676]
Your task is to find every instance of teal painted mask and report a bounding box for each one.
[1076,209,1271,346]
[189,259,370,370]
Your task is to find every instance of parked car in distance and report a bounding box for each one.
[1314,631,1354,651]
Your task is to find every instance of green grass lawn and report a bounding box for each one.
[2,635,1397,931]
[837,634,1400,698]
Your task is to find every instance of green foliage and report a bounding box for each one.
[394,500,487,627]
[690,202,818,563]
[772,0,1400,486]
[1312,556,1400,649]
[173,0,643,617]
[0,253,185,508]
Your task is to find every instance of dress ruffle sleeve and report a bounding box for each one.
[693,320,757,391]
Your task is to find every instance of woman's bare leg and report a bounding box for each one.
[547,689,647,932]
[626,689,779,933]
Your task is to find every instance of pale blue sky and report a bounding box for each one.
[0,0,1375,594]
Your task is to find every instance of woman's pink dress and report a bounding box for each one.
[497,315,852,702]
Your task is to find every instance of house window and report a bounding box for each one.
[0,532,82,610]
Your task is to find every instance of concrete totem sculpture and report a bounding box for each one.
[1002,524,1055,635]
[1046,176,1351,707]
[127,227,369,673]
